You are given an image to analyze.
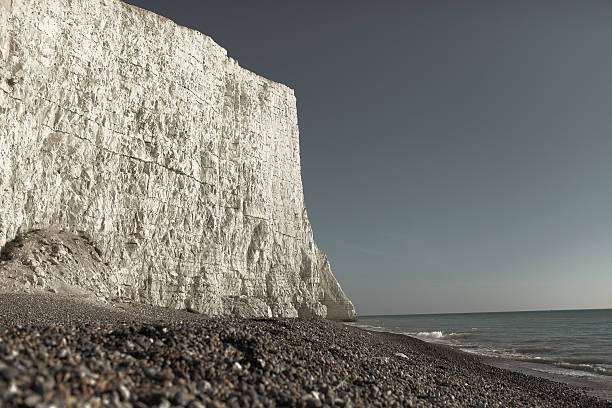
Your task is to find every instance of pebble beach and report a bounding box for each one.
[0,293,609,407]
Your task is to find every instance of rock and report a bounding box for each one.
[301,391,323,408]
[170,388,190,405]
[0,367,18,381]
[23,394,41,407]
[200,381,212,393]
[56,348,70,359]
[158,398,171,408]
[118,384,131,401]
[7,381,18,395]
[0,0,356,321]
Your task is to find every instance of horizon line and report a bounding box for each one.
[359,306,612,318]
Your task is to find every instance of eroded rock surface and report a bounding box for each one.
[0,229,115,300]
[0,0,356,320]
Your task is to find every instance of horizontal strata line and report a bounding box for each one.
[30,93,277,190]
[39,125,299,241]
[0,86,24,101]
[40,122,215,188]
[35,93,220,161]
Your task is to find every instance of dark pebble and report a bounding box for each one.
[0,367,18,381]
[171,389,189,406]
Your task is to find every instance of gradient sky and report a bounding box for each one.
[124,0,612,315]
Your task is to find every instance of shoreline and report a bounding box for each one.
[350,321,612,402]
[0,293,610,407]
[352,326,612,403]
[484,357,612,402]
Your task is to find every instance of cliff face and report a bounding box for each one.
[0,0,356,320]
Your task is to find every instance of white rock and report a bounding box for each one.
[0,0,356,320]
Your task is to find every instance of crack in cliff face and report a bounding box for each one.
[38,111,215,188]
[0,0,356,320]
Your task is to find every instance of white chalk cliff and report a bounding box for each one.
[0,0,356,320]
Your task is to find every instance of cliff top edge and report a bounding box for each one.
[119,0,295,96]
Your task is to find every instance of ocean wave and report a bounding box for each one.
[354,325,476,343]
[412,335,611,378]
[413,331,475,341]
[520,338,548,344]
[560,357,611,365]
[516,346,558,353]
[555,362,611,376]
[519,357,612,376]
[416,331,445,339]
[468,349,612,377]
[450,341,612,377]
[448,332,475,339]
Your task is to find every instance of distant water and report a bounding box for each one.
[354,309,612,378]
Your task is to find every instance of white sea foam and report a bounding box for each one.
[412,330,474,341]
[416,331,444,339]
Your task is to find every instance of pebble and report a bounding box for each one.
[118,384,131,401]
[56,348,69,359]
[171,389,189,406]
[0,367,18,381]
[24,394,41,406]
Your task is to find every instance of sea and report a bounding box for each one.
[353,309,612,400]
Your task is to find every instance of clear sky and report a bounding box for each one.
[124,0,612,315]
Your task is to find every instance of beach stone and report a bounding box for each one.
[171,389,189,406]
[56,348,70,359]
[23,394,41,407]
[0,0,355,321]
[0,367,18,381]
[118,384,131,401]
